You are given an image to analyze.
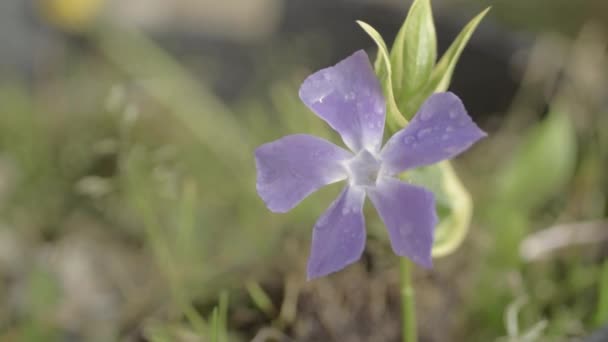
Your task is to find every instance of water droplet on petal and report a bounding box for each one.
[399,224,411,237]
[317,216,329,228]
[417,128,433,139]
[449,110,459,119]
[402,135,415,145]
[444,146,459,154]
[375,104,384,115]
[420,110,433,121]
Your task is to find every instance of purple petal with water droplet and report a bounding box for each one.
[255,134,352,213]
[299,50,386,153]
[368,178,437,268]
[381,92,486,175]
[307,186,367,280]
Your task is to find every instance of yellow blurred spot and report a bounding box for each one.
[38,0,105,32]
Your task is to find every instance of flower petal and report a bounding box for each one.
[307,186,367,280]
[381,92,486,175]
[299,50,386,152]
[368,177,437,267]
[255,134,352,213]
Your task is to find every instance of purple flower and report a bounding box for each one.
[255,50,486,279]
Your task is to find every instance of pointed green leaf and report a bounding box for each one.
[391,0,437,101]
[357,20,408,130]
[432,7,490,92]
[399,8,490,119]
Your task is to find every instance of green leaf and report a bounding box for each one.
[404,162,473,257]
[246,281,276,317]
[218,291,229,342]
[27,267,61,317]
[357,20,408,131]
[399,7,490,119]
[595,260,608,326]
[209,307,219,342]
[496,111,577,211]
[432,7,490,92]
[390,0,437,101]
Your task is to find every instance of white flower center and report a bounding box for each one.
[345,149,382,187]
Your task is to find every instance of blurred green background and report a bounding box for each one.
[0,0,607,341]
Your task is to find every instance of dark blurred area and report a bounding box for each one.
[4,0,606,117]
[0,0,531,115]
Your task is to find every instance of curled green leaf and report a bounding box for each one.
[403,162,473,258]
[430,162,473,257]
[357,20,408,130]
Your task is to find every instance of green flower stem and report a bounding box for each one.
[400,258,417,342]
